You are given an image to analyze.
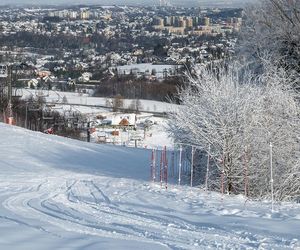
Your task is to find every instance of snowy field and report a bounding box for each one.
[1,123,300,249]
[21,88,178,114]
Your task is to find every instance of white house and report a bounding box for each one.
[79,72,93,82]
[27,78,39,88]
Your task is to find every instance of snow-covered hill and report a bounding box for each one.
[0,123,300,249]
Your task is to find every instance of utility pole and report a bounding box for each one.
[87,121,91,142]
[25,102,28,129]
[6,65,14,125]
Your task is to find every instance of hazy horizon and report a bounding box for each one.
[0,0,256,8]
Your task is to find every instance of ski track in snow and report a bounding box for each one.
[1,173,300,249]
[1,123,300,249]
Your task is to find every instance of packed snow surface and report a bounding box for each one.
[0,123,300,249]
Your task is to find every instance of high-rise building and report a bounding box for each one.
[171,16,176,26]
[204,17,210,26]
[227,17,232,25]
[154,17,164,26]
[80,10,90,20]
[178,16,185,27]
[69,11,78,20]
[179,20,186,28]
[186,17,193,28]
[48,11,55,17]
[164,16,172,26]
[193,17,199,26]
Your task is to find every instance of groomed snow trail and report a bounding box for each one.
[0,123,300,249]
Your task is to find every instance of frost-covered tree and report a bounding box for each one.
[246,62,300,200]
[239,0,300,75]
[112,94,124,112]
[62,95,68,103]
[128,99,143,113]
[169,63,300,201]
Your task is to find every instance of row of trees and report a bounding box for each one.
[94,76,182,102]
[0,32,85,50]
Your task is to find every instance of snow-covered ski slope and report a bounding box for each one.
[0,123,300,250]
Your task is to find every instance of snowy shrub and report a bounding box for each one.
[168,62,300,201]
